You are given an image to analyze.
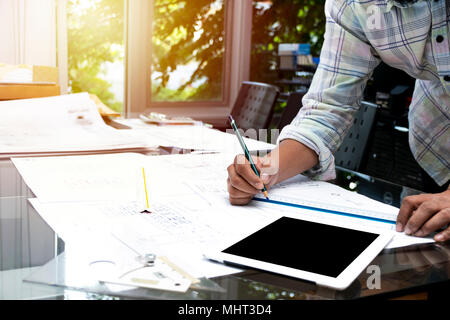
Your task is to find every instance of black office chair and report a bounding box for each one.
[230,81,279,131]
[334,101,378,171]
[277,90,307,130]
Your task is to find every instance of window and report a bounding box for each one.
[250,0,325,85]
[66,0,125,113]
[59,0,253,122]
[249,0,325,122]
[151,0,226,103]
[127,0,253,122]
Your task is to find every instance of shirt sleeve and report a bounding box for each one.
[278,0,381,180]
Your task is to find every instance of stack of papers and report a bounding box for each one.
[115,118,276,153]
[13,152,434,283]
[7,92,435,293]
[0,93,157,159]
[0,64,34,84]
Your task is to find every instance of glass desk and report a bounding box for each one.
[0,158,449,300]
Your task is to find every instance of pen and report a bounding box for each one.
[228,115,269,199]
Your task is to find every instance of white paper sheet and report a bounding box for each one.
[12,152,238,203]
[28,198,246,279]
[115,118,276,152]
[18,151,434,270]
[0,93,154,158]
[13,153,148,202]
[151,154,434,249]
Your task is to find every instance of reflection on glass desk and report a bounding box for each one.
[0,158,448,300]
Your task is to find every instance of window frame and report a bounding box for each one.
[125,0,253,125]
[57,0,253,125]
[57,0,68,95]
[148,0,234,109]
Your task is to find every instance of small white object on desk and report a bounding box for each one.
[140,112,202,126]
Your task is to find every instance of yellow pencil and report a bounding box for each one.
[142,167,149,210]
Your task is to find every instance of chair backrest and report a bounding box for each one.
[230,81,279,131]
[334,101,378,171]
[277,90,307,130]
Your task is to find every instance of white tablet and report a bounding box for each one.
[205,216,393,290]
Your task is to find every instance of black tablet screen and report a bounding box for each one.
[222,217,379,278]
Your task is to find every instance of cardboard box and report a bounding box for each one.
[0,64,60,100]
[0,64,119,119]
[0,83,60,100]
[33,65,58,83]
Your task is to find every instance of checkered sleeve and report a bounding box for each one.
[278,0,381,180]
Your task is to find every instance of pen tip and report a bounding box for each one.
[263,191,269,200]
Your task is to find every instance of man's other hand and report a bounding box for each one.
[396,190,450,242]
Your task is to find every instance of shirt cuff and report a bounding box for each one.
[277,124,336,181]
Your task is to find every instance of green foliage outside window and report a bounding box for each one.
[67,0,124,112]
[251,0,326,85]
[66,0,326,111]
[151,0,225,102]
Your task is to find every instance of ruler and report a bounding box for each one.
[253,195,397,226]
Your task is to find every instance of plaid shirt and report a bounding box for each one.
[279,0,450,186]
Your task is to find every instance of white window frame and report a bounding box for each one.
[56,0,68,94]
[125,0,253,126]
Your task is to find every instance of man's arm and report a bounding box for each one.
[227,0,381,204]
[276,0,381,180]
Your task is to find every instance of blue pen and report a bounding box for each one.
[228,115,269,199]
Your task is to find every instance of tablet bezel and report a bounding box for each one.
[204,216,393,290]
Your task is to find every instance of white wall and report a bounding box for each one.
[0,0,56,66]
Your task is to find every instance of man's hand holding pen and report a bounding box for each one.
[227,154,278,205]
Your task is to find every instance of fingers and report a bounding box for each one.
[396,196,418,232]
[435,226,450,242]
[227,178,254,205]
[397,191,450,242]
[227,165,261,194]
[227,154,280,205]
[414,208,450,237]
[233,155,264,190]
[227,158,261,205]
[228,193,253,205]
[396,194,433,232]
[403,200,441,235]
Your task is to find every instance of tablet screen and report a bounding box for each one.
[222,217,380,278]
